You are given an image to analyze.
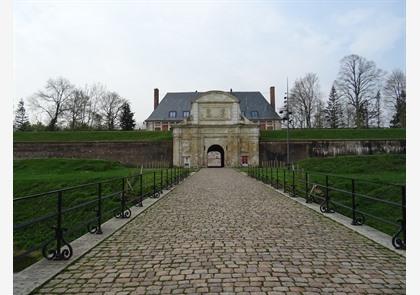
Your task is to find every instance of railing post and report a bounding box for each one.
[153,171,157,198]
[351,179,357,225]
[283,169,286,193]
[96,183,103,234]
[118,178,129,218]
[170,167,173,186]
[276,167,279,189]
[42,190,73,260]
[138,174,143,207]
[402,186,406,245]
[392,185,406,249]
[270,167,273,187]
[305,172,309,203]
[324,175,331,213]
[55,191,63,258]
[266,166,268,183]
[166,168,169,189]
[292,170,296,197]
[160,169,163,193]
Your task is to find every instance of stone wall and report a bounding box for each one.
[13,141,173,167]
[259,140,406,164]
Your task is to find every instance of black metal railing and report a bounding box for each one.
[246,166,406,250]
[13,167,190,272]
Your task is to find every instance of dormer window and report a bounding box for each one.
[183,111,190,118]
[250,111,258,118]
[169,111,177,118]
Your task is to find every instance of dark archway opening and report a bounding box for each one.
[207,145,225,168]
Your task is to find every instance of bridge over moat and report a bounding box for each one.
[32,168,405,294]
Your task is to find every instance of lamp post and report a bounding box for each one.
[279,78,292,168]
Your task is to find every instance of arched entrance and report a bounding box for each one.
[207,145,224,168]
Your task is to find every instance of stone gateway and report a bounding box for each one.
[145,88,282,168]
[173,91,260,168]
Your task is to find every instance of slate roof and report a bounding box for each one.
[145,91,280,121]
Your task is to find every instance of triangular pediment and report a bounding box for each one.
[195,91,239,103]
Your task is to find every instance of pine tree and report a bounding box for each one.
[119,102,136,130]
[324,85,343,128]
[374,91,381,128]
[14,99,31,131]
[390,90,406,128]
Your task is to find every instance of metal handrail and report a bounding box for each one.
[13,167,191,269]
[246,166,406,250]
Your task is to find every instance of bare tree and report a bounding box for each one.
[313,99,325,128]
[289,73,321,128]
[336,54,384,128]
[99,91,125,130]
[85,83,107,128]
[29,77,75,130]
[65,88,90,129]
[343,104,355,128]
[383,70,406,128]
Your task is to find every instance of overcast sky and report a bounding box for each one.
[14,0,405,125]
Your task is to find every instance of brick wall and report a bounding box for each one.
[13,141,173,167]
[259,140,406,164]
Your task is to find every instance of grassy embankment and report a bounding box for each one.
[13,130,172,142]
[249,154,405,236]
[13,158,180,272]
[260,128,406,141]
[13,128,405,142]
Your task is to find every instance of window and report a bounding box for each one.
[250,111,258,118]
[169,111,177,118]
[183,111,190,118]
[241,155,248,166]
[266,120,273,130]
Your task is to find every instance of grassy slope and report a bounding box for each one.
[296,154,406,185]
[14,129,406,142]
[260,128,406,141]
[13,158,142,197]
[296,155,406,236]
[13,130,172,142]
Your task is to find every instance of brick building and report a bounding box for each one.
[145,87,281,131]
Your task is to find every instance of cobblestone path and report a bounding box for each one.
[34,168,405,294]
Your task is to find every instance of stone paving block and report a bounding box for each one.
[32,168,405,294]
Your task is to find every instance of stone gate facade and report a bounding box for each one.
[172,91,259,167]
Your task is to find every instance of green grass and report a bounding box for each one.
[14,129,406,142]
[13,130,172,142]
[296,154,405,185]
[244,154,406,238]
[14,158,140,197]
[260,128,406,141]
[13,158,187,272]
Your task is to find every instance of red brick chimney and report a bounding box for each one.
[154,88,159,110]
[270,86,275,110]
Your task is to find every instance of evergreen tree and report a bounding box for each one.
[390,90,406,128]
[374,90,382,128]
[14,99,31,131]
[119,102,136,130]
[324,85,343,128]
